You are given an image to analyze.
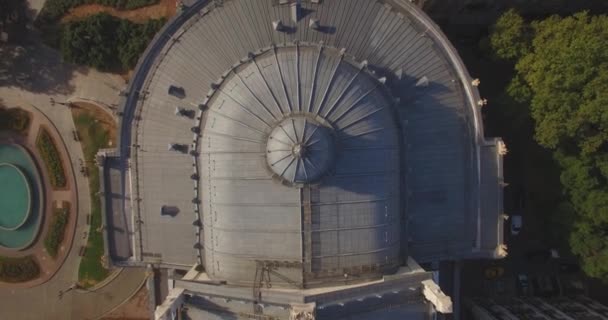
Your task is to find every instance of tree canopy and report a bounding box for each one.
[491,10,608,280]
[60,13,164,71]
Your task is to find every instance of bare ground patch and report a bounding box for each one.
[60,0,176,24]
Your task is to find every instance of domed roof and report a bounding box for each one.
[122,0,504,288]
[266,116,335,186]
[199,44,402,286]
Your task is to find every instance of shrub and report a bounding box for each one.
[44,205,70,258]
[0,256,40,283]
[36,128,67,188]
[0,107,30,134]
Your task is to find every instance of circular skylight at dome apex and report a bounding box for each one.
[266,116,335,186]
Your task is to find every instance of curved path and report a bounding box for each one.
[60,0,176,24]
[0,39,146,320]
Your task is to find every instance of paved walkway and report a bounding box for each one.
[0,39,146,319]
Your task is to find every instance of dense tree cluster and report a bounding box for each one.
[491,10,608,280]
[60,13,164,71]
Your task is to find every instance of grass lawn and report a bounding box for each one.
[73,108,113,287]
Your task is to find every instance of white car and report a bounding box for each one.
[511,215,522,235]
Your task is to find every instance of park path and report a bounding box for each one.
[60,0,176,24]
[0,39,146,320]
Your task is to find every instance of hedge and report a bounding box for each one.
[0,107,30,134]
[0,256,40,283]
[44,205,70,258]
[36,128,67,188]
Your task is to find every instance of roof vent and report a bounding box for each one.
[168,85,186,99]
[415,76,429,87]
[175,107,195,119]
[272,20,284,31]
[395,68,404,80]
[309,18,320,30]
[168,143,188,152]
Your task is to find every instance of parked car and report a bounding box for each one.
[510,215,522,235]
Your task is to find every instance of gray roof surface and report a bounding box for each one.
[118,0,504,274]
[101,155,133,261]
[200,45,401,285]
[265,117,335,185]
[177,263,433,319]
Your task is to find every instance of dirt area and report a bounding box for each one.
[70,101,117,146]
[101,284,150,320]
[60,0,176,24]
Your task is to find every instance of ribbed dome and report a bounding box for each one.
[198,44,401,286]
[266,117,335,186]
[122,0,502,292]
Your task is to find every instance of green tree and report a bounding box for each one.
[489,9,530,61]
[116,18,164,69]
[490,11,608,281]
[59,13,165,71]
[60,13,119,70]
[570,219,608,279]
